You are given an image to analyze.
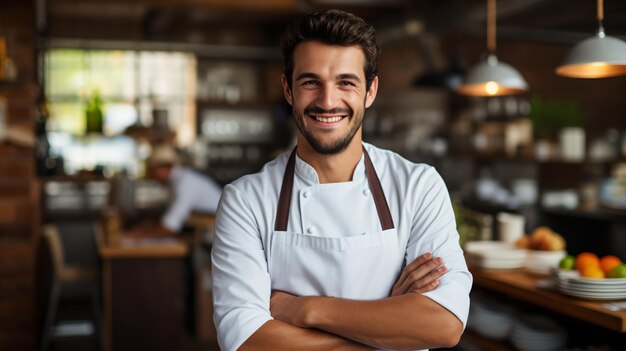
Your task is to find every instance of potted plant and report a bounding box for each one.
[529,97,584,161]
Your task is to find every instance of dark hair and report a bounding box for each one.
[280,9,380,91]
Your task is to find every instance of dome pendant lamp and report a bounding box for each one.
[556,0,626,78]
[457,0,528,96]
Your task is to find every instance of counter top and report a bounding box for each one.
[470,266,626,333]
[96,226,189,259]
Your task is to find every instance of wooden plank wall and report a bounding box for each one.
[0,0,40,350]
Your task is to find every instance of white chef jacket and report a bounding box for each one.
[162,166,223,232]
[211,142,472,351]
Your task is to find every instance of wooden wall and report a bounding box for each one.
[0,0,40,350]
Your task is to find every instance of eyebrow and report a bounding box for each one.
[295,72,362,83]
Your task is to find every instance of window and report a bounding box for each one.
[44,49,196,175]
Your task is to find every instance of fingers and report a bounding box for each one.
[409,265,447,293]
[391,253,432,293]
[391,255,446,296]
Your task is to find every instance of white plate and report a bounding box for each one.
[559,290,626,300]
[465,241,528,260]
[558,277,626,285]
[570,276,626,285]
[559,284,626,293]
[555,270,626,284]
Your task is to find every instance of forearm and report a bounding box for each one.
[239,320,374,351]
[304,294,462,350]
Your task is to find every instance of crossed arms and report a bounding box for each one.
[240,254,463,351]
[212,175,471,351]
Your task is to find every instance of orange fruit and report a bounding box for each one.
[581,266,605,279]
[575,252,600,273]
[600,255,622,274]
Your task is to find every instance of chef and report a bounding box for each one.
[211,9,472,351]
[127,144,223,237]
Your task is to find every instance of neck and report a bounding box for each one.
[296,135,363,184]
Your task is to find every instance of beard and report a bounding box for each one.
[292,104,364,155]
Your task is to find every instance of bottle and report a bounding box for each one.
[0,37,17,80]
[102,205,121,246]
[35,96,54,176]
[85,91,104,134]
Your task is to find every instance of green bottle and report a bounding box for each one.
[85,91,103,134]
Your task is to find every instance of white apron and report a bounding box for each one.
[267,148,405,299]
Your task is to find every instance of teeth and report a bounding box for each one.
[314,116,343,123]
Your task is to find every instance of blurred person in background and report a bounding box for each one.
[127,144,223,237]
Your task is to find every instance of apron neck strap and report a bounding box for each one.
[363,148,395,230]
[274,146,395,231]
[274,149,297,232]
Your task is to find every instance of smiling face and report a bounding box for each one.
[282,40,378,155]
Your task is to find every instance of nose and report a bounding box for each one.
[316,84,339,110]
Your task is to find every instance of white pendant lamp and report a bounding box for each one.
[556,0,626,78]
[457,0,528,96]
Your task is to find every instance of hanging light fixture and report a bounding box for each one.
[556,0,626,78]
[457,0,528,96]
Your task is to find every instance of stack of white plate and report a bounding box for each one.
[525,250,566,275]
[556,271,626,300]
[465,241,527,269]
[511,315,567,351]
[468,300,516,341]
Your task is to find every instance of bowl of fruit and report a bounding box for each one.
[559,252,626,279]
[516,226,567,275]
[555,252,626,300]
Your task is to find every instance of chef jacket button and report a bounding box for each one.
[306,227,315,234]
[303,191,310,198]
[363,189,370,196]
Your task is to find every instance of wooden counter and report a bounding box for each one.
[98,237,188,258]
[97,228,190,351]
[470,266,626,333]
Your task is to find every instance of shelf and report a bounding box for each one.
[443,152,625,165]
[460,197,526,214]
[470,266,626,333]
[196,99,274,108]
[0,79,28,87]
[541,207,626,222]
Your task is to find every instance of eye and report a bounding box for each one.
[338,81,356,87]
[302,80,320,86]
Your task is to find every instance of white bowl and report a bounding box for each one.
[525,250,565,274]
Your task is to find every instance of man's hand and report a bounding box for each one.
[390,253,447,296]
[270,291,312,328]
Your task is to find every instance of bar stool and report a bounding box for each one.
[40,224,102,351]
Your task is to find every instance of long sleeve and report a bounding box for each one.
[211,184,273,351]
[407,167,472,328]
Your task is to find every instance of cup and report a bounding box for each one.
[497,212,525,244]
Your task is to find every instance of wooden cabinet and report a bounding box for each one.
[98,233,189,351]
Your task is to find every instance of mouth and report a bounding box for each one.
[304,107,351,127]
[309,114,347,124]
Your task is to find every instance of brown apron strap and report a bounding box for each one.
[363,148,395,230]
[274,146,394,231]
[274,149,297,231]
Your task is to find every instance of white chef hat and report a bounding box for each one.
[148,144,181,166]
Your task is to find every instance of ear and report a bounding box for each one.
[365,76,378,108]
[281,74,293,105]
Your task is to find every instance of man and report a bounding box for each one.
[128,144,223,237]
[211,9,472,351]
